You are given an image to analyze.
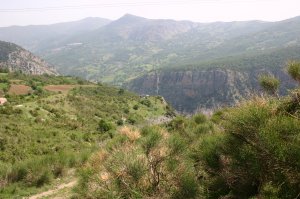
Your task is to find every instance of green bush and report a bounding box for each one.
[172,171,198,199]
[35,171,51,187]
[287,60,300,83]
[259,74,280,95]
[193,123,213,134]
[168,134,186,155]
[140,99,152,107]
[193,113,207,124]
[133,104,139,110]
[141,130,162,155]
[97,119,114,133]
[116,119,124,126]
[199,96,300,198]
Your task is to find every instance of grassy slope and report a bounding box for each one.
[0,72,171,198]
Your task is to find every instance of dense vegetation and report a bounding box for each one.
[0,72,171,198]
[161,45,300,72]
[74,65,300,198]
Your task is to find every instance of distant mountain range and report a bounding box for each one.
[0,17,111,52]
[0,41,57,75]
[0,14,300,111]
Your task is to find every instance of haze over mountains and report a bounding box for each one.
[0,14,300,111]
[0,17,111,52]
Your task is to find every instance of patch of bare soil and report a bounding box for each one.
[44,85,76,93]
[8,84,32,95]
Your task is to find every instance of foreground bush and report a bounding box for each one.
[196,94,300,198]
[75,126,200,198]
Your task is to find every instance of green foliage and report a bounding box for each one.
[98,119,114,133]
[75,124,202,198]
[200,95,300,198]
[140,99,152,107]
[287,60,300,83]
[172,171,198,199]
[133,104,139,110]
[141,129,162,155]
[116,119,124,126]
[75,89,300,198]
[167,116,188,131]
[193,113,207,124]
[259,74,280,95]
[0,72,169,197]
[210,109,226,124]
[168,133,186,155]
[118,88,125,94]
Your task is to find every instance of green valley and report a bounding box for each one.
[0,8,299,198]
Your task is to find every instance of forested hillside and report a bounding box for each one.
[127,46,300,112]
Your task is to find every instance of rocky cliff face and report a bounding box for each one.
[127,68,296,113]
[0,41,57,75]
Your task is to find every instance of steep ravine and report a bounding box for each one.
[126,68,296,113]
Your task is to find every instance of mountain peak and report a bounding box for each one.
[116,14,148,23]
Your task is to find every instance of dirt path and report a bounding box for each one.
[28,180,77,199]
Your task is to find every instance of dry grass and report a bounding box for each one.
[89,150,109,169]
[8,84,32,95]
[119,126,141,141]
[44,85,77,93]
[9,79,24,84]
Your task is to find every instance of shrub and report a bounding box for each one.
[124,108,129,114]
[287,60,300,83]
[118,88,125,95]
[141,130,162,156]
[168,134,186,155]
[167,116,188,131]
[127,115,138,125]
[35,171,51,187]
[200,97,300,198]
[116,119,124,126]
[140,99,151,107]
[97,119,114,133]
[259,74,280,95]
[193,113,207,124]
[211,109,225,124]
[193,123,213,134]
[133,104,139,110]
[172,171,198,199]
[126,158,146,182]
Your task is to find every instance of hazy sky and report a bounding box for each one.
[1,0,300,27]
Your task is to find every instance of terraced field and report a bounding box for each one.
[8,84,32,95]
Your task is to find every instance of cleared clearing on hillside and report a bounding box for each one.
[44,85,77,93]
[8,84,32,95]
[44,85,96,93]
